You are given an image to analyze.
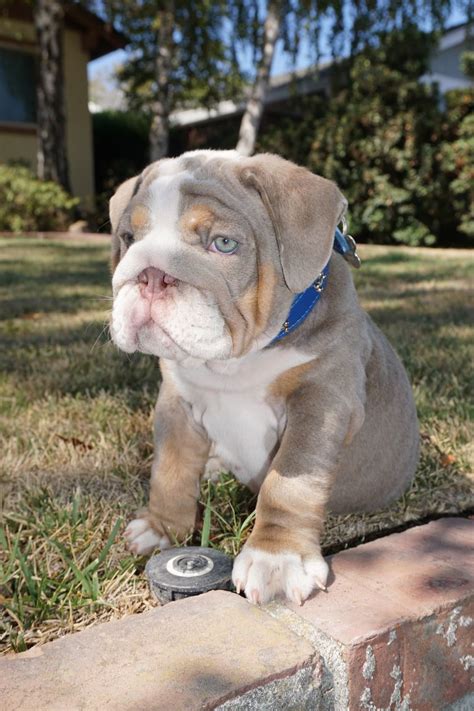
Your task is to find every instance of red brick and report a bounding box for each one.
[283,518,474,710]
[290,517,472,641]
[348,603,473,710]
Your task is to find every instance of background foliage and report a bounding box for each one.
[92,110,150,228]
[257,28,474,247]
[440,51,474,240]
[89,26,473,247]
[101,0,242,117]
[0,165,78,232]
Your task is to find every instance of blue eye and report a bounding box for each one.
[210,236,239,254]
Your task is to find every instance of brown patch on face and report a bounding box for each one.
[235,284,257,350]
[111,251,120,273]
[180,203,215,237]
[131,204,151,232]
[255,263,277,333]
[110,235,121,273]
[268,361,314,400]
[247,468,327,557]
[235,264,278,353]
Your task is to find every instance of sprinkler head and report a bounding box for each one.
[145,547,233,604]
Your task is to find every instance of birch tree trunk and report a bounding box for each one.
[33,0,70,191]
[236,0,281,156]
[149,1,174,161]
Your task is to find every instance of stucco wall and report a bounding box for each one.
[0,16,35,43]
[0,131,37,167]
[0,17,95,209]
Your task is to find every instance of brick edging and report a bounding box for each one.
[1,518,472,710]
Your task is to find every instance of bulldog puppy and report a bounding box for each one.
[110,150,419,605]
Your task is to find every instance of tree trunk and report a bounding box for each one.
[33,0,70,192]
[149,1,174,161]
[236,0,281,157]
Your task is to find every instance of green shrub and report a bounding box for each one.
[0,165,79,232]
[256,94,325,168]
[439,54,474,241]
[306,28,446,247]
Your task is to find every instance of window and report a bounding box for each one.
[0,46,37,124]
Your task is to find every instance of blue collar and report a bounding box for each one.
[270,264,330,344]
[269,227,360,345]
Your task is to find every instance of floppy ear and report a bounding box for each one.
[109,175,140,234]
[109,175,139,272]
[240,154,347,293]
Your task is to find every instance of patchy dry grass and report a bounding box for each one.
[1,237,473,654]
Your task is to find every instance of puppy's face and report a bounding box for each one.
[109,150,346,363]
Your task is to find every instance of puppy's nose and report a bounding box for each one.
[138,267,176,297]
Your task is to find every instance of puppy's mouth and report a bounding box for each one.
[135,266,183,340]
[111,263,233,360]
[125,266,181,339]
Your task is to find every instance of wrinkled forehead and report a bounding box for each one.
[132,165,189,233]
[121,151,265,234]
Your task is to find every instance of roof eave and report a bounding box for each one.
[0,1,127,59]
[64,3,127,60]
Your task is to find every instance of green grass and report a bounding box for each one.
[1,237,473,654]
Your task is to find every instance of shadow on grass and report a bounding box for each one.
[0,241,112,320]
[367,294,472,328]
[358,252,472,287]
[1,293,111,320]
[0,319,160,409]
[1,265,108,290]
[363,251,414,265]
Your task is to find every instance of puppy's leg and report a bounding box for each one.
[125,378,210,555]
[233,379,365,605]
[203,445,225,483]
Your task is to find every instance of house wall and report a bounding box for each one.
[0,18,37,170]
[431,44,466,80]
[0,130,37,167]
[63,27,95,209]
[0,17,95,209]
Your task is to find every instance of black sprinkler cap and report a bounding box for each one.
[145,546,233,604]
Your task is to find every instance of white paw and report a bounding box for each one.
[203,454,225,482]
[232,546,329,606]
[124,518,170,555]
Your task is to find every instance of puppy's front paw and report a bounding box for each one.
[203,453,225,482]
[124,517,170,555]
[232,546,329,606]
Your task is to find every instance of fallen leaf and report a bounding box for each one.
[57,435,93,452]
[20,312,42,320]
[440,453,456,467]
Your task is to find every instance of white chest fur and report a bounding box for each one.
[164,347,313,490]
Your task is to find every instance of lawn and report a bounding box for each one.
[1,236,473,654]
